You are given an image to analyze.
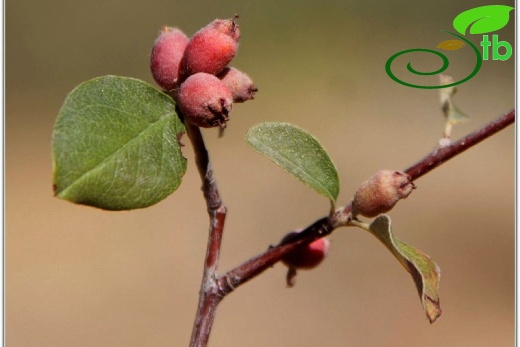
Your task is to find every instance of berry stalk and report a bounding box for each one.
[185,122,227,347]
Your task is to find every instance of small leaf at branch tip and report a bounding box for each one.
[367,215,442,323]
[439,74,456,106]
[447,101,469,125]
[439,74,468,140]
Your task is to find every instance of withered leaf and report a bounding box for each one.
[368,215,442,323]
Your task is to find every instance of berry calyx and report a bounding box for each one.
[181,16,240,77]
[352,170,416,218]
[217,67,257,102]
[177,72,233,128]
[150,27,189,91]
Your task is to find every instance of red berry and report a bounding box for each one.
[150,27,189,90]
[352,170,416,218]
[182,16,240,77]
[217,67,257,102]
[177,72,233,128]
[281,231,330,270]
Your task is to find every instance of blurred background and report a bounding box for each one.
[6,0,514,346]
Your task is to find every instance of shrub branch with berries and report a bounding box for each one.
[51,15,515,347]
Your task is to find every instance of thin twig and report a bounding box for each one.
[217,216,335,294]
[404,109,515,180]
[187,108,514,346]
[185,122,227,347]
[217,108,514,295]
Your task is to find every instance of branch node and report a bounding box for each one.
[217,275,236,297]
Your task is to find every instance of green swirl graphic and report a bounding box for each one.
[385,31,482,89]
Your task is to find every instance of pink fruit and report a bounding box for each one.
[281,231,330,270]
[150,27,189,90]
[352,170,416,218]
[218,67,257,102]
[181,16,240,77]
[177,72,233,128]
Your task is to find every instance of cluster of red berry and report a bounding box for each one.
[150,19,418,287]
[150,16,257,128]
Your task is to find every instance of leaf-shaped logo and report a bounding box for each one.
[436,39,465,50]
[453,5,514,35]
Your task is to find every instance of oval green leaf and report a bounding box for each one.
[52,75,187,210]
[453,5,514,35]
[246,122,340,203]
[367,216,442,323]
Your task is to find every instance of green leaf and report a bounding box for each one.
[52,75,187,210]
[446,100,469,125]
[367,215,442,323]
[453,5,514,35]
[245,122,340,203]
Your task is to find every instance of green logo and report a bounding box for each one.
[386,5,514,89]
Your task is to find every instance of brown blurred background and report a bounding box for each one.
[6,0,515,346]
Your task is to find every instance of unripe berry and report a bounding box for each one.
[352,170,416,218]
[150,27,189,90]
[217,67,257,103]
[182,16,240,77]
[281,231,330,270]
[177,72,233,128]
